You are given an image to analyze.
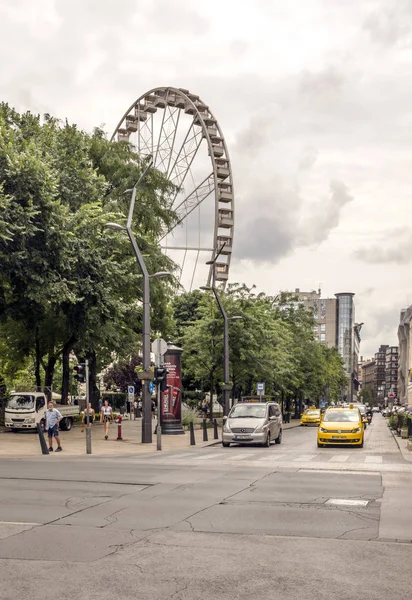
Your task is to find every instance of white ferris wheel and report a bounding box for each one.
[111,87,235,290]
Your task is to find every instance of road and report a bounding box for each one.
[0,414,411,600]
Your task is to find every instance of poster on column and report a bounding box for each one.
[161,347,182,424]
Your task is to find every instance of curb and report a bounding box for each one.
[389,427,412,462]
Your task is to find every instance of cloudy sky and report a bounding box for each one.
[1,0,412,356]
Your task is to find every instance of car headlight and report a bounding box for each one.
[319,427,328,433]
[351,427,361,433]
[223,422,231,433]
[254,424,267,433]
[5,417,12,423]
[24,418,35,423]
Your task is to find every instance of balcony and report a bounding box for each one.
[218,209,234,228]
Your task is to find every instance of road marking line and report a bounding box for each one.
[196,453,225,460]
[329,455,350,462]
[0,521,40,526]
[293,455,318,461]
[364,455,383,463]
[229,453,256,460]
[326,499,369,507]
[299,469,378,476]
[257,454,286,461]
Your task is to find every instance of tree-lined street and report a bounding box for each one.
[1,415,412,600]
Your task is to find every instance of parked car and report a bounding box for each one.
[222,400,282,447]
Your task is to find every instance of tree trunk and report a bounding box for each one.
[35,328,42,390]
[86,350,99,412]
[44,354,57,402]
[209,369,214,422]
[61,336,76,405]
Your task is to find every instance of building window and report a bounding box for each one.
[320,324,326,332]
[320,299,326,319]
[320,333,326,342]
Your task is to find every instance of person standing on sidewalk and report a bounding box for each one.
[81,402,95,432]
[45,401,63,452]
[100,400,114,440]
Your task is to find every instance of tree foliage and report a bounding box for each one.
[171,285,348,408]
[0,104,177,402]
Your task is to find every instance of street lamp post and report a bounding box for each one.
[105,157,171,443]
[200,245,242,417]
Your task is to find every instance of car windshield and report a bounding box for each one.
[305,409,320,415]
[323,410,360,423]
[229,404,267,418]
[6,395,35,410]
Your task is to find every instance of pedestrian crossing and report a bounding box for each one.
[140,449,394,467]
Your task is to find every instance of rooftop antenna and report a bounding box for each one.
[318,283,322,297]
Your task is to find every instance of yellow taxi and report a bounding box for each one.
[317,405,364,448]
[300,407,321,426]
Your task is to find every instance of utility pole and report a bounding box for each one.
[85,359,91,455]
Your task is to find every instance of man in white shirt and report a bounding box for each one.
[45,401,63,452]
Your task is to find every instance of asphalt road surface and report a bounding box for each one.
[1,414,411,600]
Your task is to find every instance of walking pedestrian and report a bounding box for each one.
[100,400,114,440]
[45,401,63,452]
[81,402,95,432]
[201,399,208,420]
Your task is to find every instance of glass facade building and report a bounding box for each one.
[335,293,358,401]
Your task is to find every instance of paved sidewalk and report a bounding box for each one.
[390,427,412,462]
[0,417,301,458]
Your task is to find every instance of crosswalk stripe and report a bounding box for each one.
[365,455,383,463]
[293,454,318,462]
[256,454,286,461]
[329,454,350,463]
[230,453,256,460]
[196,453,225,460]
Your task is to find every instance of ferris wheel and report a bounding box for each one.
[111,87,234,290]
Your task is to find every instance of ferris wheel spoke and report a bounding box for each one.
[167,123,204,195]
[159,172,215,241]
[154,97,181,172]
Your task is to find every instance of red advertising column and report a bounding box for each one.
[161,341,185,435]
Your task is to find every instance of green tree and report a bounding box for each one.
[0,104,178,404]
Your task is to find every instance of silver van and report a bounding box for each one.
[222,401,282,447]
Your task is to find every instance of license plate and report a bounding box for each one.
[332,436,346,439]
[234,435,250,440]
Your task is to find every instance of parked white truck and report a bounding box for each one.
[4,392,79,431]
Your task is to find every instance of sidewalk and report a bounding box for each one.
[390,427,412,462]
[0,417,301,458]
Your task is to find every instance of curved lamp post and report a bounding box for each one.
[200,244,242,416]
[105,157,171,443]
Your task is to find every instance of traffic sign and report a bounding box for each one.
[388,392,395,398]
[257,382,265,395]
[149,381,155,394]
[152,338,168,366]
[152,338,167,356]
[128,385,134,401]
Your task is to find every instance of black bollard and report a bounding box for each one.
[36,423,50,455]
[203,419,208,442]
[213,418,218,440]
[189,421,196,445]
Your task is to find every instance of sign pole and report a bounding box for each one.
[85,359,92,455]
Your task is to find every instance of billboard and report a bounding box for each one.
[160,343,183,427]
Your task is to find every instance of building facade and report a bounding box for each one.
[385,346,399,401]
[360,357,376,400]
[296,289,359,401]
[398,305,412,405]
[374,345,388,404]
